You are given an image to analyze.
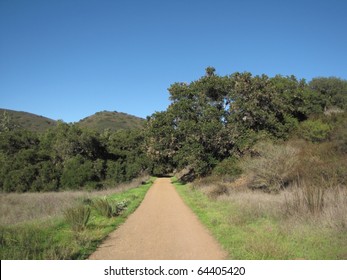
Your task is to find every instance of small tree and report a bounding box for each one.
[0,111,20,132]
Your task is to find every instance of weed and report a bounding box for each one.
[64,205,91,231]
[93,197,114,218]
[92,197,129,218]
[302,182,325,214]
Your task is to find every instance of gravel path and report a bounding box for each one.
[88,178,227,260]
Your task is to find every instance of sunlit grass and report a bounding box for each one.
[174,178,347,259]
[0,177,154,259]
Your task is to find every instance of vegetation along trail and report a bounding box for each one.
[89,178,227,260]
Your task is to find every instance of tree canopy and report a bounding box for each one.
[1,69,346,191]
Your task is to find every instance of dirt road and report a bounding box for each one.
[88,178,227,260]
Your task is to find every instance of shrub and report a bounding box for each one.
[64,205,91,231]
[213,157,242,178]
[241,142,299,192]
[115,200,129,215]
[61,156,95,189]
[93,197,129,218]
[3,166,37,192]
[93,197,113,218]
[299,119,331,142]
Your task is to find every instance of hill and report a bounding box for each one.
[77,111,145,132]
[0,108,56,132]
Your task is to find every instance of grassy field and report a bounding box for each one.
[0,177,154,260]
[174,178,347,260]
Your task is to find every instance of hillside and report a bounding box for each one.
[0,108,56,132]
[0,109,145,132]
[77,111,145,132]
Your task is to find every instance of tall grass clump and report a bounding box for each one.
[64,205,91,231]
[92,197,129,218]
[93,197,113,218]
[302,182,325,214]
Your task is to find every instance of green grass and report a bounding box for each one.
[173,178,347,260]
[0,178,154,260]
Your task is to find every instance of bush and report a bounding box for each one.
[93,197,113,218]
[61,156,95,189]
[213,157,242,177]
[115,200,129,214]
[3,166,37,192]
[299,120,331,142]
[93,197,129,218]
[64,205,91,231]
[241,142,299,192]
[106,160,125,183]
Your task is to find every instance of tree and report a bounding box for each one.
[205,66,216,77]
[0,111,20,132]
[146,69,234,178]
[309,77,347,110]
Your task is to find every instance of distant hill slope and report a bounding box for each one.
[77,111,145,132]
[0,108,56,132]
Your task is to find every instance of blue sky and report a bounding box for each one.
[1,0,346,122]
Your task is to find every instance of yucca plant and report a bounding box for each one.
[93,197,129,218]
[64,205,91,231]
[93,197,113,218]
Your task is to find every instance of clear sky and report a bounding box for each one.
[1,0,346,122]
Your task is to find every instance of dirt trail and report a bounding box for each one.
[88,178,227,260]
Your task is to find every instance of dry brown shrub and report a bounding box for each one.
[240,142,299,192]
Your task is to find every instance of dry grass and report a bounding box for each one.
[0,176,149,226]
[211,182,347,233]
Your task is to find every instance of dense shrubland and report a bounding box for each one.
[1,67,346,192]
[0,120,149,192]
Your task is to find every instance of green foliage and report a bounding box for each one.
[309,77,347,110]
[0,224,65,260]
[1,68,346,192]
[213,157,242,177]
[93,197,129,218]
[78,111,145,132]
[299,119,331,142]
[93,197,114,218]
[61,156,95,189]
[64,205,91,231]
[146,69,335,180]
[0,118,149,192]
